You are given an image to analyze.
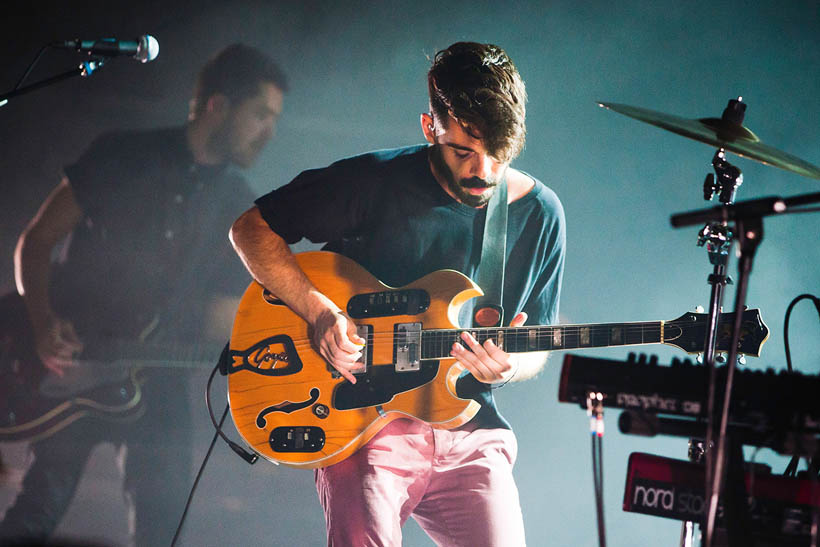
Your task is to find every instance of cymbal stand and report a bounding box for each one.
[680,439,705,547]
[697,148,743,547]
[685,100,747,547]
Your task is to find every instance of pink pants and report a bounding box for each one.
[314,418,526,546]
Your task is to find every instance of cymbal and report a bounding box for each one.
[598,101,820,180]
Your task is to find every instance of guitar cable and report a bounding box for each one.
[587,392,607,547]
[779,294,820,547]
[171,350,258,546]
[783,294,820,478]
[205,344,259,465]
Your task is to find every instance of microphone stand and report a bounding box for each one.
[702,214,761,547]
[673,189,820,547]
[0,55,106,109]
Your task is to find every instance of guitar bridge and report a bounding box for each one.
[395,323,422,372]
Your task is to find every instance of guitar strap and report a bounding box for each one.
[471,177,508,328]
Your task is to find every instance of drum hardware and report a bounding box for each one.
[599,97,820,547]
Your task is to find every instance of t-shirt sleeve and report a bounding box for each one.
[63,131,132,217]
[521,188,566,326]
[254,154,379,245]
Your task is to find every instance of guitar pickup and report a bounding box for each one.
[347,289,430,318]
[328,324,372,378]
[354,325,372,375]
[395,323,421,372]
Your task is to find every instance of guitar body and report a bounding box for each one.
[0,292,145,442]
[0,365,145,442]
[227,251,482,469]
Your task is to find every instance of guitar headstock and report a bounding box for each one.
[663,308,769,357]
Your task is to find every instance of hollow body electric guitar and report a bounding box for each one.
[227,251,769,469]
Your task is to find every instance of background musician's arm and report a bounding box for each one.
[14,176,84,374]
[229,205,365,383]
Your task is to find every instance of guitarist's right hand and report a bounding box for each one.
[33,313,83,376]
[311,307,366,385]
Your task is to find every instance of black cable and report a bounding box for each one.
[170,359,260,546]
[204,357,259,465]
[592,431,606,547]
[805,453,820,547]
[783,294,820,374]
[782,294,820,478]
[780,293,820,547]
[170,401,229,547]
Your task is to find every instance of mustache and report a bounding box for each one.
[460,177,498,189]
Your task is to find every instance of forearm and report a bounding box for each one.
[14,228,54,330]
[229,206,337,324]
[15,177,83,331]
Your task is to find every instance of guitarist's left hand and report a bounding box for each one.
[450,312,527,384]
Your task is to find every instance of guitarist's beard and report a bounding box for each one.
[428,144,500,208]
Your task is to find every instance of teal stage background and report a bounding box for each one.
[1,1,818,545]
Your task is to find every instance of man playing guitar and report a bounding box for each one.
[230,42,565,546]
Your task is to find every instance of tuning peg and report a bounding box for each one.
[737,355,747,365]
[696,353,704,364]
[695,305,705,313]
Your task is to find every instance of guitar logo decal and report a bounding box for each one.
[228,335,303,376]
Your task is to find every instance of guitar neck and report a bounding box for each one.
[421,321,664,359]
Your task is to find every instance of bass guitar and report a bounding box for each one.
[226,251,769,469]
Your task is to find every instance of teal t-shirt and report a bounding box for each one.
[255,144,565,428]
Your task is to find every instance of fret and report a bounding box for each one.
[552,327,563,348]
[610,326,623,345]
[580,327,590,346]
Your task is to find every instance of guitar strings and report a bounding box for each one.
[230,319,738,358]
[236,324,669,348]
[234,324,687,344]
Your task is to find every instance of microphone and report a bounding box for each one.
[54,35,159,63]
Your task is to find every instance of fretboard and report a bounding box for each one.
[420,321,664,359]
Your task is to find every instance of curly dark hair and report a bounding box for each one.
[427,42,527,162]
[191,43,288,117]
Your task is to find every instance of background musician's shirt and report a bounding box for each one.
[53,126,254,350]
